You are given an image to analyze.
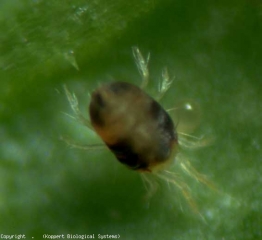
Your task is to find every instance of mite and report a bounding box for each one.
[89,81,178,172]
[63,47,215,213]
[63,47,177,173]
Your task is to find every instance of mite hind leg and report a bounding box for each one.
[141,173,159,200]
[177,156,218,192]
[156,170,200,214]
[60,135,106,151]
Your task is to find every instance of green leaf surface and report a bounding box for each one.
[0,0,261,239]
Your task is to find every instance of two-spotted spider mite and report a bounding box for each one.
[63,47,215,213]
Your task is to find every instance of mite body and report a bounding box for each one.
[63,47,215,214]
[89,82,178,172]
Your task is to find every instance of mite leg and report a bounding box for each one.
[157,67,174,101]
[60,135,106,150]
[141,173,159,199]
[178,132,215,149]
[178,157,218,192]
[62,85,105,150]
[132,46,150,89]
[63,85,92,130]
[156,171,200,214]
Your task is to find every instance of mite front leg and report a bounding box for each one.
[157,67,174,101]
[132,46,150,89]
[63,85,92,130]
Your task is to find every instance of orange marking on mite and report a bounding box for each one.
[63,47,218,216]
[89,82,178,172]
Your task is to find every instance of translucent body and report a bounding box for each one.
[89,82,178,172]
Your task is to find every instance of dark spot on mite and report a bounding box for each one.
[150,100,174,134]
[108,82,132,94]
[94,92,106,108]
[107,140,149,171]
[150,100,177,161]
[89,92,106,126]
[89,81,178,172]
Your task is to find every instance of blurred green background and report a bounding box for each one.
[0,0,261,239]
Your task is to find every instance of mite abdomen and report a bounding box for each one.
[89,82,178,172]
